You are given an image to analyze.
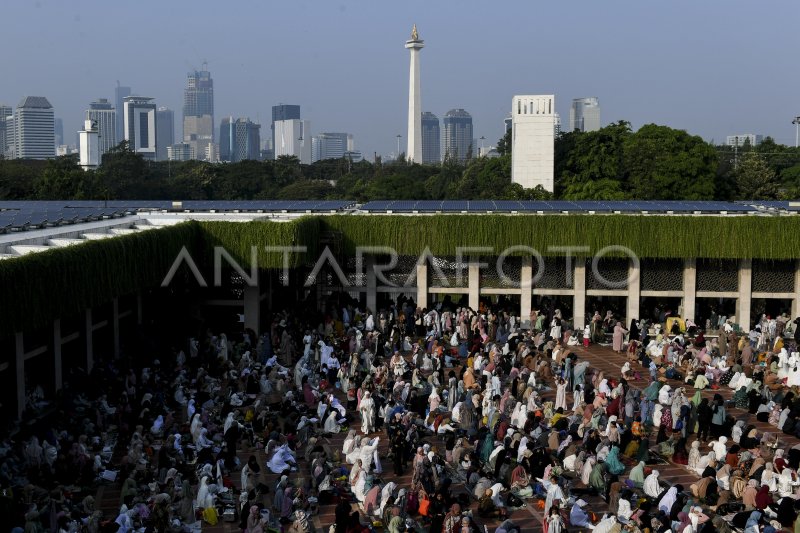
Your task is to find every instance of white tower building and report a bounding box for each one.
[405,24,424,163]
[511,95,555,192]
[123,96,157,160]
[78,119,100,170]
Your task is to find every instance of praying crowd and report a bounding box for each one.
[2,294,800,533]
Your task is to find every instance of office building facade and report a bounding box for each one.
[569,97,601,132]
[271,104,301,156]
[156,107,175,161]
[0,105,11,158]
[87,99,117,158]
[14,96,55,160]
[183,70,214,160]
[511,95,555,191]
[726,134,763,147]
[123,96,157,160]
[168,143,194,161]
[421,112,440,164]
[442,109,473,162]
[219,117,261,162]
[273,118,311,164]
[311,132,350,162]
[114,83,131,146]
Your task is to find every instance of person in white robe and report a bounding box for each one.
[324,410,341,434]
[359,437,380,473]
[359,391,376,435]
[350,459,368,502]
[378,482,397,517]
[644,470,662,499]
[266,443,297,474]
[554,379,568,411]
[195,476,213,509]
[346,437,364,464]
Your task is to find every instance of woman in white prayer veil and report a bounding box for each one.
[346,436,363,464]
[581,456,596,485]
[190,414,202,443]
[324,410,341,434]
[644,470,661,499]
[195,476,212,508]
[151,415,164,436]
[223,413,235,436]
[517,436,529,462]
[378,482,397,517]
[696,451,715,475]
[359,437,381,473]
[342,429,358,455]
[688,441,702,474]
[219,333,229,360]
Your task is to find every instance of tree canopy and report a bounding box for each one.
[2,122,800,201]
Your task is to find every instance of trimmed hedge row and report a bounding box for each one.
[2,214,799,336]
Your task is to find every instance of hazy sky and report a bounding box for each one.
[4,0,799,159]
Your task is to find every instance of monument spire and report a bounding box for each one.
[405,25,424,163]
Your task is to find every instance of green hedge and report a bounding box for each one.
[2,213,800,336]
[0,221,202,337]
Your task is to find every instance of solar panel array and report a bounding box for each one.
[359,200,759,213]
[737,201,800,212]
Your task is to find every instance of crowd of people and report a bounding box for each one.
[2,294,800,533]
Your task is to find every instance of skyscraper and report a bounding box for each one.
[0,105,11,158]
[78,119,100,170]
[554,112,562,136]
[273,118,311,164]
[511,95,555,191]
[421,111,440,164]
[14,96,55,160]
[183,69,214,160]
[219,117,261,162]
[442,109,473,162]
[569,97,601,132]
[114,83,131,146]
[87,98,117,158]
[311,132,350,162]
[271,104,300,156]
[123,96,157,160]
[168,143,194,161]
[54,118,64,147]
[156,107,175,161]
[405,24,424,163]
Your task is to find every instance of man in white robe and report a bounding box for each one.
[359,391,376,434]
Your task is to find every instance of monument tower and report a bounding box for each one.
[405,24,424,163]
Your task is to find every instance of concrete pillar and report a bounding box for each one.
[244,284,261,336]
[520,256,533,329]
[366,256,377,314]
[468,257,480,311]
[737,258,752,330]
[54,319,63,392]
[682,258,697,321]
[112,297,120,359]
[85,308,93,373]
[15,332,25,418]
[573,260,587,329]
[416,263,428,310]
[626,260,641,324]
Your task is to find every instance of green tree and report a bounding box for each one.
[735,152,779,199]
[496,129,511,156]
[35,155,85,199]
[558,121,631,199]
[277,180,334,200]
[623,124,717,199]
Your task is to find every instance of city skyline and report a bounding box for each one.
[1,0,798,161]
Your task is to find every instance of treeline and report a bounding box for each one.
[1,121,798,201]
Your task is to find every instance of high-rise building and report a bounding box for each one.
[114,83,131,145]
[156,107,175,161]
[0,105,11,158]
[504,115,512,133]
[726,134,763,147]
[311,132,350,162]
[78,119,100,170]
[569,97,600,132]
[271,104,300,155]
[554,112,562,136]
[123,96,157,160]
[54,118,64,147]
[511,95,555,192]
[87,98,117,158]
[219,117,261,162]
[168,143,194,161]
[273,118,311,164]
[14,96,55,160]
[421,112,440,164]
[405,24,424,163]
[442,109,473,162]
[183,69,214,160]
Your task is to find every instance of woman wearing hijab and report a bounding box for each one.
[628,461,646,488]
[247,506,265,533]
[742,479,759,509]
[754,485,772,510]
[605,446,625,476]
[657,486,678,514]
[644,469,662,499]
